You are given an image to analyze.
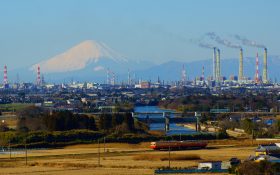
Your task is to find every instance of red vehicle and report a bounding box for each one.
[150,140,207,150]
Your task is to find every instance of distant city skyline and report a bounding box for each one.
[0,0,280,70]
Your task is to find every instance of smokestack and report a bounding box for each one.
[262,48,268,83]
[128,69,131,85]
[255,53,259,83]
[3,65,8,86]
[213,47,216,81]
[37,65,41,86]
[181,64,186,86]
[112,72,115,85]
[202,66,205,81]
[216,48,221,82]
[106,68,110,85]
[41,74,45,85]
[238,48,244,82]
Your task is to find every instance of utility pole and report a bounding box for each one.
[103,137,106,153]
[195,112,201,132]
[168,145,171,169]
[25,138,27,166]
[251,119,254,145]
[98,139,100,166]
[9,140,11,159]
[251,128,254,145]
[179,133,181,141]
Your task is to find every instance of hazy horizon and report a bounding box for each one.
[1,0,280,70]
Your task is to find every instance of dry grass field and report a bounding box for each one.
[0,140,259,175]
[0,114,18,129]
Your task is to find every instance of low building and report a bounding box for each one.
[254,155,280,163]
[255,143,280,156]
[140,81,151,89]
[198,161,222,170]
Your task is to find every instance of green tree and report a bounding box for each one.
[17,106,47,131]
[99,113,112,131]
[123,113,135,131]
[241,118,254,134]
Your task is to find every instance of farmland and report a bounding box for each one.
[0,141,257,175]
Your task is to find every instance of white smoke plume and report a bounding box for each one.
[234,35,266,48]
[189,38,215,49]
[206,32,241,49]
[198,42,215,49]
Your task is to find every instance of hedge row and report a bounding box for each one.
[0,130,104,147]
[0,130,228,148]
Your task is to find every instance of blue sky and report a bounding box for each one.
[0,0,279,69]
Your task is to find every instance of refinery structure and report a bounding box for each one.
[0,45,276,91]
[205,47,270,87]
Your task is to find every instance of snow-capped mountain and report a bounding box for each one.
[31,40,127,73]
[9,40,154,82]
[8,40,280,83]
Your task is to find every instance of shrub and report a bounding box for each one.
[133,154,201,161]
[236,161,280,175]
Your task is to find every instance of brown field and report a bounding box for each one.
[0,140,258,175]
[0,114,18,129]
[133,153,201,161]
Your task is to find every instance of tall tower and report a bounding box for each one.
[37,65,41,86]
[212,47,217,81]
[216,48,221,82]
[41,74,45,85]
[112,72,115,85]
[202,66,205,81]
[181,64,187,86]
[3,65,8,86]
[262,48,268,83]
[16,73,20,84]
[238,48,244,82]
[157,76,161,84]
[106,68,110,85]
[128,69,131,85]
[255,53,259,83]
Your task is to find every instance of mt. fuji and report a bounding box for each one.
[9,40,280,83]
[13,40,154,82]
[31,40,128,73]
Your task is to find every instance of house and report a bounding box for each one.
[264,119,275,126]
[198,161,222,170]
[254,154,280,163]
[255,143,280,156]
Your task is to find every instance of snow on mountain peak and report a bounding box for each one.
[31,40,127,73]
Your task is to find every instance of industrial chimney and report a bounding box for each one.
[255,53,259,83]
[37,65,41,86]
[202,66,205,81]
[262,48,268,83]
[181,64,186,86]
[238,48,243,82]
[213,47,216,81]
[216,48,221,82]
[3,65,8,86]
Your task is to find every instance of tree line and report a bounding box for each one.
[159,94,280,112]
[17,106,97,132]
